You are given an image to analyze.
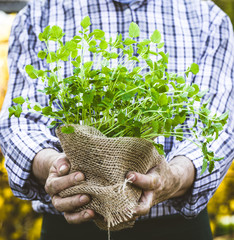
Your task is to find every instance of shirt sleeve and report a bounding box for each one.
[0,5,61,202]
[165,12,234,218]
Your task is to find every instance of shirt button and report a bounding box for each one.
[45,195,51,202]
[125,8,131,16]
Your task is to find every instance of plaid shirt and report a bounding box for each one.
[0,0,233,219]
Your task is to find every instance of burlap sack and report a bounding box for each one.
[56,124,165,231]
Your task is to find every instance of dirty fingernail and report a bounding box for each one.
[59,165,68,173]
[75,172,84,182]
[80,195,89,204]
[84,212,90,219]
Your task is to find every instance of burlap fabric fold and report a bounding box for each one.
[56,124,165,231]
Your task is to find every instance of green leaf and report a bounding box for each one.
[13,96,25,105]
[124,38,137,45]
[152,121,159,133]
[33,103,42,111]
[151,88,159,102]
[150,30,161,44]
[83,61,93,70]
[72,61,79,67]
[110,52,118,59]
[14,104,22,118]
[65,40,77,51]
[100,40,108,50]
[117,112,126,124]
[208,160,215,173]
[190,63,199,75]
[196,90,208,98]
[176,76,185,84]
[129,56,140,62]
[25,65,38,79]
[38,70,46,78]
[71,50,78,59]
[92,29,105,39]
[129,22,140,38]
[206,137,213,143]
[47,121,57,129]
[201,158,208,175]
[8,106,15,118]
[140,39,151,45]
[49,26,64,41]
[48,75,57,87]
[153,143,165,155]
[57,46,70,61]
[213,157,224,161]
[81,16,91,29]
[165,119,172,132]
[89,39,97,46]
[157,42,164,49]
[9,104,23,118]
[158,94,168,106]
[213,123,223,131]
[61,125,75,134]
[46,52,57,63]
[83,91,94,104]
[146,59,153,69]
[39,26,51,42]
[175,128,183,141]
[217,111,229,126]
[38,50,47,59]
[42,106,52,115]
[159,52,168,63]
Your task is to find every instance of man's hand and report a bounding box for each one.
[33,149,95,224]
[126,156,195,217]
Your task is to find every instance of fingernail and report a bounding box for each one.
[59,165,68,173]
[84,212,90,219]
[80,195,89,204]
[127,174,135,182]
[75,172,84,182]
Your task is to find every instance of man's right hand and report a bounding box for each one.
[33,148,95,224]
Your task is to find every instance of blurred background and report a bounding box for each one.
[0,0,233,239]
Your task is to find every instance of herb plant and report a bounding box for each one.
[9,16,228,173]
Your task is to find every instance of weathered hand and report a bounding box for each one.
[126,156,195,217]
[33,149,95,224]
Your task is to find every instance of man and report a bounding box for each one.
[0,0,233,239]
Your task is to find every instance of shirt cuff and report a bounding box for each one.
[4,130,62,203]
[165,140,220,218]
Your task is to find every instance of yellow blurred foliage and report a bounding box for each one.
[0,12,42,240]
[208,163,234,237]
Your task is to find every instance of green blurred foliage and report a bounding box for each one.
[213,0,234,25]
[208,162,234,238]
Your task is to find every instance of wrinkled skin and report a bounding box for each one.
[33,149,195,224]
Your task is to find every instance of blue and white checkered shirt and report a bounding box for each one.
[0,0,233,219]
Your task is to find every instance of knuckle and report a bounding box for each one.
[64,213,73,224]
[52,197,60,210]
[149,175,157,189]
[71,195,80,209]
[47,180,58,194]
[52,197,62,212]
[141,205,150,215]
[45,180,52,194]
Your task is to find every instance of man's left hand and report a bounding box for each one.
[126,156,195,217]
